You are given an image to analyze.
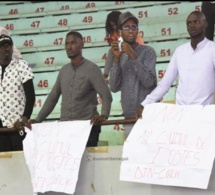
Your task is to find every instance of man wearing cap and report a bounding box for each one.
[109,11,157,139]
[0,34,35,152]
[0,26,22,59]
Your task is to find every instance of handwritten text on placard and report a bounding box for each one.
[120,103,215,189]
[23,120,92,194]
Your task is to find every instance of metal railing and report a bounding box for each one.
[0,118,137,133]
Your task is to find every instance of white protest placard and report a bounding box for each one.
[23,120,92,194]
[120,103,215,189]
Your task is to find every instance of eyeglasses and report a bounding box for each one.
[122,25,138,31]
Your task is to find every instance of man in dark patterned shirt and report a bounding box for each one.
[109,11,157,139]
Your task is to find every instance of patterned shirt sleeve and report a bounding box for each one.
[17,60,34,83]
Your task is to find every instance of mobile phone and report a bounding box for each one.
[118,37,123,51]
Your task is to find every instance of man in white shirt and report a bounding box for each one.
[136,11,215,118]
[0,34,35,152]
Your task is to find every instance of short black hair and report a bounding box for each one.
[188,11,206,21]
[66,30,83,40]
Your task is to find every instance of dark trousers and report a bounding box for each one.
[202,2,215,41]
[0,120,26,152]
[86,125,101,147]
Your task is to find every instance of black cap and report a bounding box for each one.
[118,11,138,28]
[0,34,13,47]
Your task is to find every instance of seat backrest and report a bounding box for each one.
[0,1,183,19]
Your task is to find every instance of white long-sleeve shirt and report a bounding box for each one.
[142,38,215,106]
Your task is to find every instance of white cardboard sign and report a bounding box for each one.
[23,120,92,194]
[120,103,215,189]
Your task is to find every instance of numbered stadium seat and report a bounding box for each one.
[22,46,110,72]
[11,28,107,53]
[12,27,188,56]
[22,37,187,75]
[128,1,201,25]
[141,21,188,42]
[148,38,188,62]
[31,95,61,120]
[34,71,58,95]
[1,1,200,37]
[11,31,67,52]
[0,1,182,19]
[10,20,188,54]
[2,11,107,35]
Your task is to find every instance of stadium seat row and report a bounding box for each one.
[0,1,182,19]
